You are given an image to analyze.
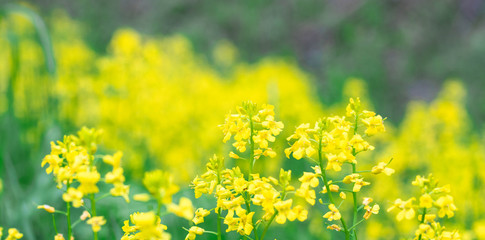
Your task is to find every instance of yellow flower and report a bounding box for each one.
[193,208,210,225]
[362,197,373,206]
[133,193,151,202]
[168,197,194,220]
[387,198,416,221]
[412,175,429,187]
[349,134,374,153]
[105,168,125,184]
[274,199,293,224]
[325,153,343,172]
[371,162,395,176]
[229,151,240,159]
[143,170,180,204]
[298,172,320,188]
[232,177,248,194]
[80,211,91,221]
[220,196,245,210]
[363,204,380,220]
[346,97,361,117]
[77,170,101,194]
[288,205,308,222]
[62,187,84,208]
[415,223,436,239]
[223,210,239,232]
[295,185,316,206]
[435,195,457,218]
[440,230,461,239]
[110,183,130,202]
[342,174,370,192]
[87,216,106,232]
[41,154,63,175]
[323,204,341,221]
[327,224,342,231]
[285,123,316,160]
[54,233,65,240]
[37,204,55,213]
[361,113,385,136]
[5,228,23,240]
[185,226,204,240]
[339,192,347,200]
[236,209,255,236]
[103,151,123,169]
[321,182,339,193]
[419,194,433,208]
[261,115,284,136]
[123,212,168,239]
[253,130,275,149]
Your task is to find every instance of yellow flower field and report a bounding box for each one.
[1,6,484,240]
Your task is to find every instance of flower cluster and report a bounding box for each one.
[220,102,284,163]
[286,98,389,239]
[123,170,198,239]
[40,127,129,239]
[190,103,307,240]
[134,170,196,220]
[140,170,180,205]
[121,211,170,240]
[0,227,23,240]
[42,127,130,203]
[387,175,460,240]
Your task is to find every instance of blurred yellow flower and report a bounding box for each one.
[168,197,194,220]
[86,216,106,232]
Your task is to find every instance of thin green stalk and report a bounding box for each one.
[348,218,365,231]
[351,163,358,240]
[318,133,350,240]
[90,193,98,240]
[95,192,111,201]
[217,208,222,240]
[72,219,83,228]
[248,116,255,180]
[351,112,359,240]
[52,214,58,234]
[216,158,223,240]
[246,115,259,240]
[156,201,162,218]
[260,213,276,240]
[66,182,72,240]
[418,208,427,240]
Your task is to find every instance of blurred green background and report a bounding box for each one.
[28,0,485,126]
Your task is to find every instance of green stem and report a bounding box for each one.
[95,192,111,201]
[66,182,72,240]
[90,194,98,240]
[348,218,366,231]
[248,116,255,180]
[351,113,359,240]
[217,208,222,240]
[72,219,82,228]
[52,214,58,234]
[216,160,222,240]
[351,163,358,240]
[260,213,276,240]
[418,208,427,240]
[246,115,259,240]
[156,201,162,218]
[318,133,350,240]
